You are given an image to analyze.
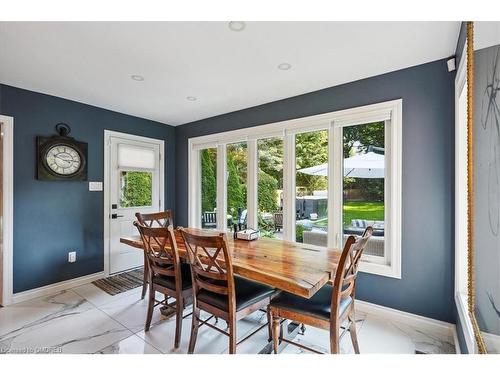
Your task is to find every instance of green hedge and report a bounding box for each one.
[258,170,279,213]
[120,171,152,207]
[201,149,217,212]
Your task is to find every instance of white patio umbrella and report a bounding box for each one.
[297,152,385,179]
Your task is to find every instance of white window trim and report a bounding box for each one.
[246,140,258,230]
[454,41,477,354]
[188,99,402,278]
[1,115,14,306]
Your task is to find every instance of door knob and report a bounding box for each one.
[111,214,124,219]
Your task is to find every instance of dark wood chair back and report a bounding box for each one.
[134,223,182,291]
[180,230,236,313]
[135,210,173,228]
[331,226,373,319]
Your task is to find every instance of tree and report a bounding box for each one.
[227,142,248,183]
[120,171,152,207]
[199,122,386,215]
[258,138,283,189]
[201,148,216,212]
[343,122,385,201]
[257,170,279,213]
[227,153,246,215]
[295,130,328,194]
[343,121,384,157]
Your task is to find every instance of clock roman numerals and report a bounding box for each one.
[45,144,82,176]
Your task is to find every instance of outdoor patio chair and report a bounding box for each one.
[201,211,217,228]
[273,212,283,232]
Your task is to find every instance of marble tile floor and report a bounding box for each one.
[0,283,456,354]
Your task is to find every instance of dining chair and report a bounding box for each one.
[136,210,174,228]
[269,227,373,354]
[135,210,174,298]
[179,229,275,354]
[134,222,192,349]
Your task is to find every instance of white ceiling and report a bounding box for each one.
[0,22,460,126]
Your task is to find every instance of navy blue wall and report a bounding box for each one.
[0,84,175,293]
[175,59,456,323]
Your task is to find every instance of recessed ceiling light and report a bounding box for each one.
[278,63,292,71]
[186,96,197,101]
[131,75,144,81]
[228,21,246,32]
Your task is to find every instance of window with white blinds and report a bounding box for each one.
[118,144,156,170]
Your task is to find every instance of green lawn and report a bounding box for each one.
[343,201,384,226]
[313,201,384,227]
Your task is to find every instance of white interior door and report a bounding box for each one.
[108,134,163,274]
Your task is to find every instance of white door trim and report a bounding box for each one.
[1,115,14,306]
[103,130,165,276]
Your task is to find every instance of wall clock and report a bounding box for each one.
[37,123,88,181]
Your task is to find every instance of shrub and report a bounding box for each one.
[258,170,279,213]
[227,154,246,214]
[120,171,152,207]
[295,224,305,243]
[201,149,217,212]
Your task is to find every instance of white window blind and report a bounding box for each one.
[118,144,155,169]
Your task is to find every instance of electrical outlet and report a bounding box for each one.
[68,251,76,263]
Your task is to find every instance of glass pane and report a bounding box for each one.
[118,144,155,169]
[343,122,385,258]
[120,171,153,208]
[296,130,328,245]
[200,148,217,229]
[226,142,247,232]
[257,137,283,238]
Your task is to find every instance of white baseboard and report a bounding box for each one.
[8,271,105,305]
[452,325,461,354]
[355,299,456,348]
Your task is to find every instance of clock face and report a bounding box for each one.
[45,144,82,176]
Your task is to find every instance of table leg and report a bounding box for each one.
[258,319,301,354]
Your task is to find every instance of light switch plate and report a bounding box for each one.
[89,181,103,191]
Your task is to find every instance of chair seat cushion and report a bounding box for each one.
[196,276,275,312]
[152,263,192,290]
[270,285,352,320]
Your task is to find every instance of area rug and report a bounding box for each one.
[92,268,144,295]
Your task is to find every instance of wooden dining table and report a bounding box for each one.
[120,227,342,353]
[120,227,342,299]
